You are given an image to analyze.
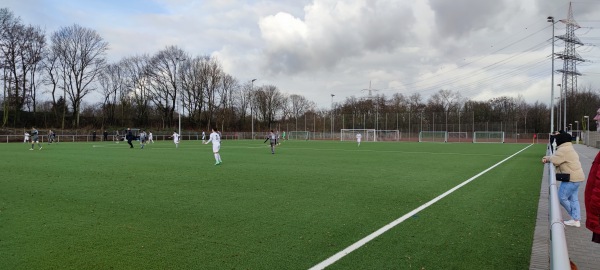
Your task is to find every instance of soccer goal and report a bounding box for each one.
[447,132,469,142]
[340,129,376,142]
[418,131,448,142]
[287,131,310,140]
[473,131,505,143]
[376,130,401,141]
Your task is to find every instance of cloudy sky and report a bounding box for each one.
[4,0,600,108]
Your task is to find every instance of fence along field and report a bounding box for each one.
[0,140,543,269]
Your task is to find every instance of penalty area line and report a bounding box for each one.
[308,144,534,270]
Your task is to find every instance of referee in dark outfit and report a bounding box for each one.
[126,128,134,148]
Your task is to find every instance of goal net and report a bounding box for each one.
[288,131,310,140]
[376,130,401,141]
[340,129,376,142]
[419,131,448,142]
[473,131,505,143]
[447,132,469,142]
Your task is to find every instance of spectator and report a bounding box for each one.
[585,151,600,243]
[543,132,585,227]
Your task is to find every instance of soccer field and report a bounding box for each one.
[0,140,545,269]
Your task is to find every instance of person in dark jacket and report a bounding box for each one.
[126,128,133,148]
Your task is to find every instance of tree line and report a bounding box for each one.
[1,8,599,134]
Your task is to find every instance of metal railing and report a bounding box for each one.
[546,148,571,270]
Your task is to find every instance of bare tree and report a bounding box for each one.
[0,9,46,127]
[217,74,238,131]
[121,55,151,126]
[146,45,186,128]
[51,24,108,127]
[388,92,409,112]
[236,80,254,130]
[288,94,312,130]
[98,62,125,127]
[180,56,207,127]
[23,25,46,119]
[0,8,21,126]
[202,57,223,128]
[255,85,284,129]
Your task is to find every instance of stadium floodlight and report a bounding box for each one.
[548,16,556,134]
[176,57,186,138]
[251,79,256,140]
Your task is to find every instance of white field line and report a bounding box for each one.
[309,143,534,270]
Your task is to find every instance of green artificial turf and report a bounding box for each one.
[0,140,545,269]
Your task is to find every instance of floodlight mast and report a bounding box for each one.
[331,94,335,140]
[175,57,186,138]
[548,16,556,134]
[251,79,256,140]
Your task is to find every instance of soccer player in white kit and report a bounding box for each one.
[148,131,154,143]
[24,132,30,143]
[204,128,222,165]
[356,133,362,147]
[170,131,180,148]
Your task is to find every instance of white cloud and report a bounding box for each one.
[2,0,600,109]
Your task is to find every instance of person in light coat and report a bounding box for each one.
[543,132,585,227]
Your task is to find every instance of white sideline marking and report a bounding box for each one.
[309,144,534,270]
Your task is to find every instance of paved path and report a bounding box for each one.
[530,144,600,270]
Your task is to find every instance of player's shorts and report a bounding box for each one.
[357,139,361,143]
[212,143,220,152]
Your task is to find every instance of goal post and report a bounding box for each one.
[447,132,469,142]
[287,131,310,140]
[418,131,448,143]
[375,130,401,141]
[340,129,376,142]
[473,131,505,143]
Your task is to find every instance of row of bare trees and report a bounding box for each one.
[335,88,600,133]
[93,45,316,132]
[0,8,316,132]
[1,8,108,129]
[2,7,600,134]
